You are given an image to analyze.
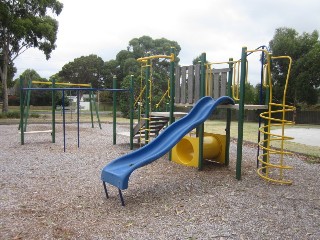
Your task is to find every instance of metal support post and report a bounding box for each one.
[130,75,134,150]
[236,47,247,180]
[198,52,206,170]
[113,76,117,145]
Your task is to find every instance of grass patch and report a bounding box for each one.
[9,105,52,111]
[30,113,40,118]
[205,120,260,142]
[0,111,20,119]
[1,108,318,159]
[205,120,320,159]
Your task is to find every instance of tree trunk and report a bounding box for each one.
[1,39,9,113]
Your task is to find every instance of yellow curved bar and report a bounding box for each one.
[155,78,170,109]
[134,85,146,106]
[257,167,293,185]
[205,65,212,96]
[32,81,91,87]
[256,53,295,185]
[206,60,240,65]
[271,56,292,106]
[246,49,270,56]
[31,81,52,85]
[205,59,248,101]
[262,64,268,87]
[232,61,240,100]
[137,53,174,62]
[246,49,272,89]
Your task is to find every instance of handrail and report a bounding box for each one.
[137,53,174,62]
[32,81,91,87]
[155,78,170,109]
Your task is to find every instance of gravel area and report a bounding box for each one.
[1,123,319,239]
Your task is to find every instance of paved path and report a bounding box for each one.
[271,128,320,147]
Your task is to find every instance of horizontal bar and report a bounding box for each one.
[137,54,174,62]
[22,88,130,92]
[32,81,91,87]
[19,130,52,134]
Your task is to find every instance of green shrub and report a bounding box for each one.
[6,111,20,118]
[0,111,39,119]
[0,111,20,119]
[30,113,40,118]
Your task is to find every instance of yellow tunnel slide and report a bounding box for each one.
[172,133,226,167]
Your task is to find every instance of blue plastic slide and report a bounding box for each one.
[101,96,234,194]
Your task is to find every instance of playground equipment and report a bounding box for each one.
[172,133,226,167]
[20,79,101,131]
[102,46,295,205]
[134,50,175,145]
[117,50,176,149]
[101,96,234,206]
[172,47,294,184]
[19,78,131,151]
[19,79,100,151]
[255,53,295,184]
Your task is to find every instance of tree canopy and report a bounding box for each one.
[58,54,105,88]
[269,27,320,105]
[55,36,182,116]
[118,36,181,117]
[0,0,63,112]
[11,69,66,106]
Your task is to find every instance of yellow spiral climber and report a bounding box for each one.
[257,55,295,184]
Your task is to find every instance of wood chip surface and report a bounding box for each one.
[1,123,319,239]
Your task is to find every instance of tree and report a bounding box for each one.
[58,54,105,88]
[12,69,67,106]
[269,27,320,105]
[14,68,43,90]
[118,36,181,117]
[0,0,63,112]
[14,69,44,104]
[128,36,181,62]
[0,56,15,99]
[244,82,257,104]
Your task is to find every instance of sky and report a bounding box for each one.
[13,0,320,85]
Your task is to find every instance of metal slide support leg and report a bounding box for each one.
[118,189,125,206]
[102,182,109,199]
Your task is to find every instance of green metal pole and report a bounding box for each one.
[89,88,94,128]
[20,77,24,145]
[236,47,247,180]
[262,54,271,173]
[225,58,234,166]
[257,47,266,168]
[90,84,102,129]
[145,58,150,144]
[24,79,32,132]
[130,75,134,150]
[52,79,56,143]
[169,47,175,161]
[262,87,270,173]
[19,78,28,131]
[113,76,117,145]
[198,52,206,170]
[169,47,175,125]
[95,96,102,129]
[138,102,141,129]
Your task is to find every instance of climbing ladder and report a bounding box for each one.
[256,54,295,184]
